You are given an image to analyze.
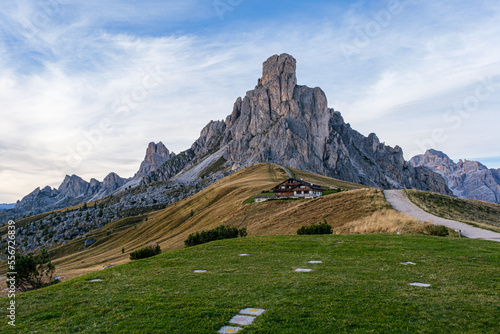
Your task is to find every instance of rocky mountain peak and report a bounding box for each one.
[134,142,176,179]
[145,142,173,164]
[457,159,488,172]
[426,149,449,159]
[58,174,89,198]
[260,53,297,103]
[157,54,451,196]
[410,149,500,203]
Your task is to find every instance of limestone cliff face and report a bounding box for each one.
[58,175,93,198]
[187,54,451,194]
[410,149,500,203]
[135,142,175,178]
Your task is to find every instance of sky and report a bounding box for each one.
[1,0,500,203]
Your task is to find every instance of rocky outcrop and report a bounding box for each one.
[410,149,500,203]
[134,142,175,179]
[84,238,96,248]
[191,121,226,157]
[102,172,127,192]
[142,149,196,184]
[14,186,60,213]
[13,172,129,215]
[58,175,94,198]
[178,53,451,194]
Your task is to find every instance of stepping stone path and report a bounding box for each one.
[409,282,431,287]
[229,315,256,326]
[218,308,265,333]
[89,279,103,282]
[239,308,266,316]
[193,270,207,273]
[400,261,431,287]
[238,254,250,256]
[295,259,324,272]
[218,326,243,333]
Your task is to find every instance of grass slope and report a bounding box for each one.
[2,235,498,333]
[406,190,500,232]
[0,164,430,280]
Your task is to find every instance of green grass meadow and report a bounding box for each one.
[2,235,499,333]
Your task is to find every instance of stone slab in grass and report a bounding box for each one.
[308,261,323,264]
[240,308,265,316]
[89,279,103,282]
[229,315,256,326]
[218,326,243,333]
[409,282,431,287]
[294,268,312,272]
[238,254,250,256]
[400,262,416,265]
[193,270,207,273]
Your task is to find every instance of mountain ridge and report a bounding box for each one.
[4,53,453,221]
[410,149,500,203]
[145,53,451,195]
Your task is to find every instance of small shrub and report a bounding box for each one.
[130,242,161,260]
[14,248,56,291]
[184,225,248,247]
[238,227,248,238]
[424,224,449,237]
[297,222,333,235]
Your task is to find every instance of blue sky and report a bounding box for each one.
[1,0,500,203]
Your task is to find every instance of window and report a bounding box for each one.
[300,185,305,188]
[281,186,285,189]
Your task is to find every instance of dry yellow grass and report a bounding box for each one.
[336,209,428,234]
[406,189,500,232]
[1,163,444,280]
[288,166,365,190]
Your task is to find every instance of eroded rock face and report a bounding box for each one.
[186,53,451,194]
[98,172,128,198]
[14,172,129,214]
[135,142,175,178]
[410,149,500,203]
[58,175,90,198]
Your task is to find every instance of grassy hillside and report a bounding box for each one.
[288,166,365,190]
[2,235,498,333]
[406,190,500,233]
[1,164,434,280]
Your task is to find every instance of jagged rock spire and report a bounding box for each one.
[260,54,297,103]
[135,142,175,179]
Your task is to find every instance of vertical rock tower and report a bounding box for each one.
[148,54,452,194]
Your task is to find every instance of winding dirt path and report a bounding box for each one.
[384,190,500,242]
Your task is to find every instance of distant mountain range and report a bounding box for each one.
[0,203,15,210]
[10,142,176,216]
[410,149,500,204]
[4,53,455,221]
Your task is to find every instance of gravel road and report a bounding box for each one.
[384,189,500,242]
